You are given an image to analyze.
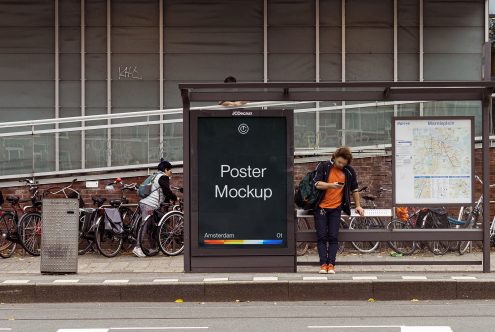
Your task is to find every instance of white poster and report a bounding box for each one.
[394,118,473,205]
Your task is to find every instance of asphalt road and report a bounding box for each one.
[0,300,494,331]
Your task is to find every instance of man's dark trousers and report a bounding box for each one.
[314,207,341,265]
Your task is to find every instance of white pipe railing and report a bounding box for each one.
[0,100,426,130]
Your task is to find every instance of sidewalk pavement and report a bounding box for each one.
[1,250,495,303]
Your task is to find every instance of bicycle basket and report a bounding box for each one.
[425,208,449,228]
[81,208,98,234]
[104,208,124,234]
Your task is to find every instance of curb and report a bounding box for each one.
[1,280,495,303]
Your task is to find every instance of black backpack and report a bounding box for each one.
[294,169,321,210]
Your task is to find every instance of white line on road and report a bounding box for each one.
[53,279,80,283]
[153,279,179,283]
[110,328,209,330]
[303,276,328,281]
[2,280,29,284]
[308,326,452,331]
[401,276,428,280]
[401,327,453,332]
[253,276,278,281]
[57,329,109,332]
[103,280,129,284]
[309,325,400,329]
[352,276,378,280]
[203,277,228,282]
[58,328,209,331]
[451,276,477,280]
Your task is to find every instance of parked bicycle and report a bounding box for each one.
[388,206,460,256]
[138,186,184,257]
[457,175,495,255]
[347,186,392,253]
[0,178,43,257]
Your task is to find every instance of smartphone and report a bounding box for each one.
[337,182,345,186]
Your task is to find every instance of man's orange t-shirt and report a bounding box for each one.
[319,167,345,209]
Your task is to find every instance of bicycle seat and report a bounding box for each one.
[92,196,107,206]
[362,194,376,201]
[358,186,369,193]
[6,195,19,204]
[109,199,122,207]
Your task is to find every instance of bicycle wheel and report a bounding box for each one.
[349,217,381,253]
[459,211,478,255]
[78,238,93,255]
[95,216,123,258]
[296,217,310,256]
[420,211,449,256]
[138,215,160,257]
[120,207,136,252]
[158,211,184,256]
[427,240,450,255]
[77,214,92,255]
[387,219,416,256]
[337,218,347,255]
[0,212,17,258]
[18,212,42,256]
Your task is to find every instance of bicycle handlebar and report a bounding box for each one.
[171,186,184,193]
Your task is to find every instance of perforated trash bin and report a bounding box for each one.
[41,198,79,274]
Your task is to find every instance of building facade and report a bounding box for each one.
[0,0,489,179]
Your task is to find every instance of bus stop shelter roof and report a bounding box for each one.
[179,81,495,103]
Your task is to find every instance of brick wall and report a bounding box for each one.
[1,149,494,216]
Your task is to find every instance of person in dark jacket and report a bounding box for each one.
[312,147,364,274]
[133,159,177,257]
[218,76,248,107]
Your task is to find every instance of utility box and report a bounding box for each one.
[41,199,79,274]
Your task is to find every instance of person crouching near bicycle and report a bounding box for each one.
[133,159,177,258]
[313,147,364,274]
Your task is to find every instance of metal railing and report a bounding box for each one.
[0,98,491,181]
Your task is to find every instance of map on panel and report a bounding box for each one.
[394,118,473,205]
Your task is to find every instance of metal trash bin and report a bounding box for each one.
[41,198,79,274]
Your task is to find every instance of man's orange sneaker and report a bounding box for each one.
[319,264,328,274]
[327,264,336,274]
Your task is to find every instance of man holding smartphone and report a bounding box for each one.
[312,147,364,274]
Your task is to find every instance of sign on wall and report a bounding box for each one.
[393,117,474,206]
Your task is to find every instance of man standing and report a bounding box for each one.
[313,147,364,274]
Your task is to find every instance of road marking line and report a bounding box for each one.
[53,279,80,283]
[253,276,278,281]
[309,325,400,329]
[303,276,328,281]
[2,280,29,284]
[153,279,179,283]
[308,326,452,331]
[203,277,228,282]
[57,329,109,332]
[401,276,427,280]
[401,327,452,332]
[103,280,129,284]
[352,276,378,280]
[451,276,477,280]
[110,328,209,330]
